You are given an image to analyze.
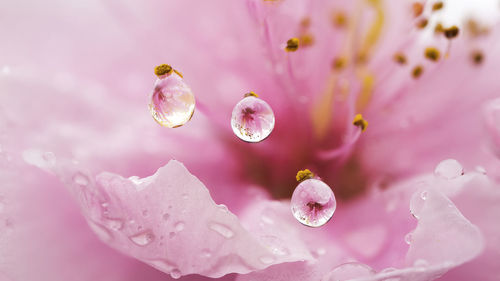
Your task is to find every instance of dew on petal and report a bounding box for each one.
[170,268,182,279]
[148,259,176,273]
[260,235,290,256]
[259,256,276,265]
[230,95,275,142]
[291,179,336,227]
[322,262,375,281]
[72,172,89,186]
[200,249,212,258]
[410,190,426,219]
[208,222,235,238]
[103,218,124,231]
[405,232,413,245]
[174,221,185,232]
[434,159,464,179]
[129,230,155,246]
[148,72,195,128]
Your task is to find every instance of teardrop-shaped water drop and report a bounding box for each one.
[104,218,124,231]
[230,94,275,142]
[209,222,235,238]
[405,232,413,245]
[434,159,464,179]
[129,230,155,246]
[149,70,195,128]
[291,179,336,227]
[170,268,182,279]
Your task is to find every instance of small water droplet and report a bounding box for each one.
[434,159,464,179]
[405,232,413,245]
[170,269,182,279]
[104,218,124,231]
[149,72,195,128]
[174,222,185,232]
[209,222,234,238]
[201,249,212,258]
[230,95,275,142]
[148,259,176,272]
[260,235,290,256]
[73,172,89,186]
[290,178,336,227]
[413,259,428,268]
[42,152,56,167]
[410,191,426,219]
[475,166,487,174]
[261,215,274,225]
[323,262,375,281]
[316,248,326,256]
[162,213,170,221]
[259,256,275,264]
[420,191,428,200]
[129,230,155,246]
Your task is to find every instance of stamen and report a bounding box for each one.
[358,0,385,64]
[332,11,347,28]
[154,64,173,78]
[332,56,347,71]
[244,91,259,98]
[412,65,424,78]
[432,1,444,11]
[300,17,311,29]
[393,52,407,64]
[416,18,428,29]
[424,47,441,62]
[412,2,424,17]
[471,50,484,65]
[285,38,299,52]
[466,19,490,38]
[299,33,315,47]
[434,23,444,34]
[352,114,368,132]
[444,26,460,39]
[173,69,183,78]
[296,169,315,182]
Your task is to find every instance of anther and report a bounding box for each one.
[412,65,424,78]
[154,64,173,78]
[393,52,407,64]
[432,1,444,11]
[444,26,459,39]
[424,47,440,62]
[332,56,347,71]
[300,33,315,47]
[416,18,428,29]
[352,114,368,132]
[471,50,484,65]
[285,38,300,52]
[434,23,444,34]
[296,169,315,182]
[244,91,259,98]
[300,17,311,29]
[412,2,424,17]
[332,11,347,28]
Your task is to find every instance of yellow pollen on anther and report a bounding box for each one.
[434,23,444,34]
[154,64,173,77]
[393,52,407,64]
[416,18,428,29]
[296,169,315,182]
[300,33,315,47]
[285,37,299,52]
[244,91,259,98]
[412,2,424,17]
[332,56,347,71]
[412,65,424,78]
[444,26,460,39]
[332,11,347,28]
[424,47,441,61]
[353,114,368,132]
[432,1,444,11]
[471,50,484,65]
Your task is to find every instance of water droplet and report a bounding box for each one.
[148,259,176,272]
[209,222,235,238]
[22,149,56,170]
[405,232,413,245]
[201,249,212,258]
[413,259,428,268]
[475,166,487,174]
[149,72,195,128]
[170,269,182,279]
[259,256,276,264]
[323,262,375,281]
[434,159,464,179]
[420,191,428,200]
[174,222,185,232]
[410,190,426,219]
[261,215,274,225]
[230,95,275,142]
[42,152,56,167]
[316,248,326,256]
[104,218,124,231]
[291,178,336,227]
[162,213,170,221]
[129,230,155,246]
[260,235,290,256]
[73,172,89,186]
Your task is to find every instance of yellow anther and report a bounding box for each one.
[154,64,173,78]
[412,65,424,78]
[285,37,299,52]
[416,18,428,29]
[424,47,441,62]
[444,26,459,39]
[432,1,444,11]
[412,2,424,17]
[173,69,183,78]
[352,114,368,132]
[300,33,315,47]
[393,52,407,64]
[332,11,347,28]
[300,17,311,29]
[332,56,347,71]
[244,91,259,98]
[471,50,484,65]
[434,23,444,34]
[296,169,315,182]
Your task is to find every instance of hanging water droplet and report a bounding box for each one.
[209,222,235,238]
[174,222,185,232]
[149,71,195,128]
[291,178,336,227]
[405,232,413,245]
[170,269,182,279]
[259,256,276,264]
[434,159,464,179]
[230,94,275,142]
[129,230,155,246]
[73,172,89,186]
[322,262,375,281]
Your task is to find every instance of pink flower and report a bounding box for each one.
[1,0,500,281]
